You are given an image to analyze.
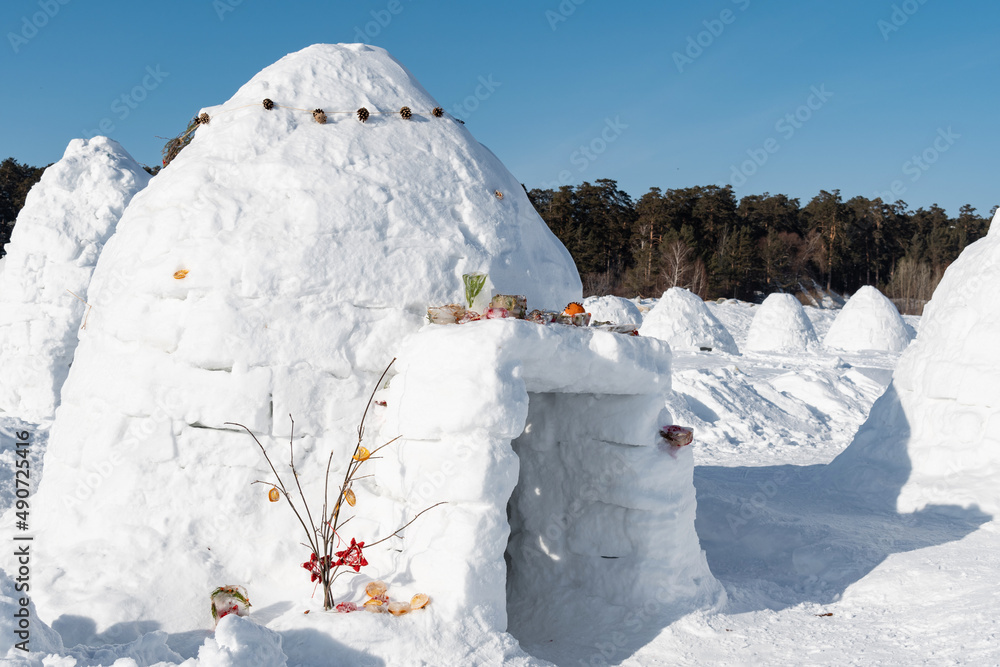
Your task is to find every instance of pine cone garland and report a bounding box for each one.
[357,107,370,123]
[431,107,444,118]
[312,109,327,124]
[400,106,412,120]
[262,98,274,111]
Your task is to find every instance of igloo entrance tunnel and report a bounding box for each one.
[379,319,724,644]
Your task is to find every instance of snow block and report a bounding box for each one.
[378,320,723,634]
[829,209,1000,514]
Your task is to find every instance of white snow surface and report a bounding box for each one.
[0,137,150,422]
[582,295,642,326]
[823,285,913,352]
[744,292,819,353]
[638,288,739,354]
[4,283,1000,664]
[829,208,1000,515]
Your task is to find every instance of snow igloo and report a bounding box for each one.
[16,44,720,661]
[0,137,150,422]
[638,287,739,354]
[744,292,819,354]
[828,209,1000,515]
[823,285,912,352]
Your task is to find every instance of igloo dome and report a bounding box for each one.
[745,292,819,353]
[823,285,912,352]
[25,43,582,639]
[828,209,1000,514]
[638,287,738,354]
[0,137,150,422]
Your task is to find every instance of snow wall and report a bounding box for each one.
[823,285,912,352]
[0,137,150,422]
[638,287,738,354]
[828,209,1000,515]
[21,43,583,641]
[744,292,819,354]
[376,320,724,642]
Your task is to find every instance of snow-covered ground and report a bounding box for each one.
[2,294,996,666]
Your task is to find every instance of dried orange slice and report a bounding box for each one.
[268,487,280,502]
[365,581,388,598]
[387,601,411,616]
[173,269,189,280]
[344,488,356,507]
[410,593,430,609]
[562,302,585,316]
[353,447,370,462]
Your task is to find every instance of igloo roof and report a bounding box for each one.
[638,288,739,354]
[26,44,581,635]
[823,286,912,352]
[745,292,819,353]
[0,136,150,421]
[829,209,1000,514]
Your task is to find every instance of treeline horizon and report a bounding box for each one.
[528,179,997,314]
[3,156,996,314]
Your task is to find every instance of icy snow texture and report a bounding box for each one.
[823,286,912,352]
[25,43,580,639]
[744,293,819,353]
[583,295,643,326]
[829,209,1000,514]
[638,288,738,354]
[0,137,150,422]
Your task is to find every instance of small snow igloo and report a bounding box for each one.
[823,286,912,352]
[828,209,1000,515]
[745,292,819,353]
[639,287,738,354]
[0,137,150,422]
[378,319,724,644]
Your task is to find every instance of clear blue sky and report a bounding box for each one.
[1,0,996,217]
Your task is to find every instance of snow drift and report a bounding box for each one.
[639,288,738,354]
[23,42,582,645]
[744,293,819,354]
[0,137,150,422]
[829,209,1000,514]
[823,286,912,353]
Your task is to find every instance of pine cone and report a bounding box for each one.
[357,107,370,123]
[312,109,327,124]
[197,112,210,125]
[432,107,444,118]
[400,106,412,120]
[494,190,504,200]
[262,98,274,111]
